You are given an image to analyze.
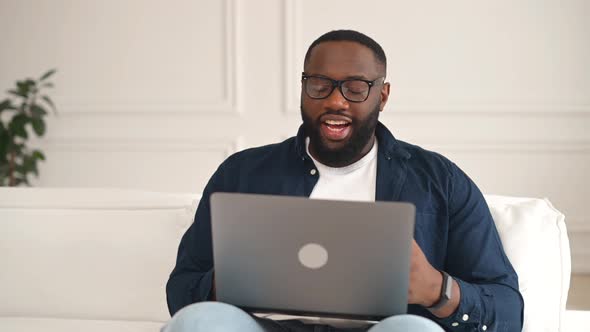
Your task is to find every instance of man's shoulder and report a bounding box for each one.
[395,139,454,176]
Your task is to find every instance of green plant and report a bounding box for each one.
[0,69,57,186]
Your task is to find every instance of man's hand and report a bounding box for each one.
[409,239,461,318]
[408,239,443,307]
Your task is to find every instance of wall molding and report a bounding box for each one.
[281,0,590,116]
[572,253,590,274]
[566,218,590,274]
[282,0,302,115]
[568,219,590,234]
[572,255,590,274]
[58,0,238,116]
[419,141,590,153]
[33,137,242,158]
[381,104,590,117]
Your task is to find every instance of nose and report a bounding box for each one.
[323,86,350,110]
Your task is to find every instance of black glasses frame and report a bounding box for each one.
[301,73,384,103]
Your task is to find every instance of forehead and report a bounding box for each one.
[304,41,382,79]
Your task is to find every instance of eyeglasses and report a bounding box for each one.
[302,73,385,103]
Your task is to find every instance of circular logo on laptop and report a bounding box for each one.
[298,243,328,269]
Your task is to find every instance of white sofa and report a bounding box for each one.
[0,188,583,331]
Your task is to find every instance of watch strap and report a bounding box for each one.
[427,270,453,310]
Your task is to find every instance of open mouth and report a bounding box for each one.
[321,119,352,141]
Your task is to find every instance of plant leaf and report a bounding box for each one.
[15,163,26,174]
[16,80,35,96]
[31,117,46,136]
[8,89,26,98]
[14,176,30,186]
[0,100,16,116]
[0,125,7,157]
[32,150,45,161]
[27,155,40,177]
[31,104,48,117]
[41,82,54,88]
[0,99,14,111]
[40,69,57,81]
[9,114,28,139]
[41,95,57,113]
[22,154,33,170]
[10,143,25,154]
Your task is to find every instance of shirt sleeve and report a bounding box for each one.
[165,165,224,316]
[434,162,524,331]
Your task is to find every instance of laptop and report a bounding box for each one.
[209,192,415,321]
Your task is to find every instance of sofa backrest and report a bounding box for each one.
[485,195,570,332]
[0,188,198,323]
[0,189,570,331]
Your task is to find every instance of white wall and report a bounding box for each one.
[1,0,588,272]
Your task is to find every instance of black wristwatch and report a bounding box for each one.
[427,270,453,310]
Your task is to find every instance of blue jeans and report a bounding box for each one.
[162,302,445,332]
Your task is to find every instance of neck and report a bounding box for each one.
[310,134,376,168]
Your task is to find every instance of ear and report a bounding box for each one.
[379,82,391,112]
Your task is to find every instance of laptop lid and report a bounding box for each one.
[210,192,415,321]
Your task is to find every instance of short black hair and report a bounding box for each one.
[304,30,387,73]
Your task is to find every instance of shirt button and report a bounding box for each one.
[451,322,459,327]
[310,169,317,175]
[462,314,469,321]
[482,325,488,331]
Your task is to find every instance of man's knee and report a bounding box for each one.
[163,302,264,332]
[369,314,444,332]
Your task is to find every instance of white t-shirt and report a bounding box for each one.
[307,137,378,203]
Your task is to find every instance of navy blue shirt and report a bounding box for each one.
[166,122,524,331]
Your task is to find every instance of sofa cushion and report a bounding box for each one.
[0,317,164,332]
[0,188,198,323]
[485,195,570,332]
[563,310,590,332]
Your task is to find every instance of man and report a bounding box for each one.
[165,30,524,331]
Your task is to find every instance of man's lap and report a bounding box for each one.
[253,316,369,332]
[163,302,444,332]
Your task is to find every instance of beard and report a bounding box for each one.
[301,104,380,167]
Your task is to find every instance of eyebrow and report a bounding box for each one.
[305,73,372,80]
[344,75,371,80]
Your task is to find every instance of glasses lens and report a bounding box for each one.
[305,77,334,99]
[341,80,370,102]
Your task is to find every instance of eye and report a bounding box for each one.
[343,81,368,94]
[307,78,332,94]
[312,84,331,92]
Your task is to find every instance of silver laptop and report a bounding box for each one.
[210,192,415,321]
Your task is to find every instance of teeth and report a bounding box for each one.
[324,119,349,125]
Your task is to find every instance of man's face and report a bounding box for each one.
[301,41,390,167]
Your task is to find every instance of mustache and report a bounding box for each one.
[300,107,353,122]
[320,110,349,116]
